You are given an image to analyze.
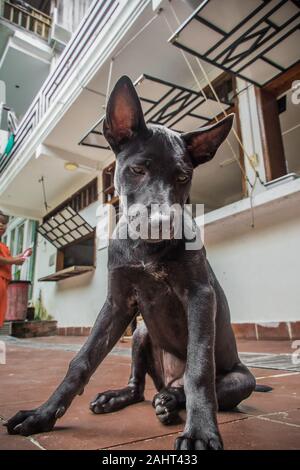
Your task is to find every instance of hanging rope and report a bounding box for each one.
[38,176,50,213]
[167,1,263,227]
[162,8,252,191]
[114,13,160,60]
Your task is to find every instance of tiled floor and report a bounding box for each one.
[0,336,299,450]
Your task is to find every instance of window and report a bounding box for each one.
[10,222,25,280]
[43,178,98,224]
[59,233,95,270]
[4,218,37,294]
[38,180,98,282]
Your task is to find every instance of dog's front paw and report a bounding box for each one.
[4,407,57,436]
[175,430,223,450]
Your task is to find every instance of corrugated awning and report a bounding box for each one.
[79,73,231,149]
[38,206,94,249]
[169,0,300,87]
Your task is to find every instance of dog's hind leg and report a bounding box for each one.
[216,363,256,411]
[90,322,162,414]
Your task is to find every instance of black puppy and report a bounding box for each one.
[5,76,256,450]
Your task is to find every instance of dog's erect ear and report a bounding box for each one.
[182,114,234,167]
[103,76,148,151]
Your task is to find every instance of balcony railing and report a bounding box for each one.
[0,0,120,177]
[0,0,52,40]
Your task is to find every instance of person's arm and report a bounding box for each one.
[0,255,25,266]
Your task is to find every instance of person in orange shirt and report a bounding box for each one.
[0,211,32,327]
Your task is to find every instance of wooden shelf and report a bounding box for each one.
[38,266,95,282]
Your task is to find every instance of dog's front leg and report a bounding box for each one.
[5,297,135,436]
[175,285,223,450]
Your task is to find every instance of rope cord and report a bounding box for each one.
[169,2,263,182]
[114,13,160,60]
[162,8,253,190]
[168,1,262,226]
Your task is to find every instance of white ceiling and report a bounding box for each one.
[0,152,96,219]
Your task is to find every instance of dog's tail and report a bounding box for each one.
[255,384,273,392]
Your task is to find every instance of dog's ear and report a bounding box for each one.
[103,76,148,151]
[182,114,234,167]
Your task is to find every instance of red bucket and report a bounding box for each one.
[6,281,31,321]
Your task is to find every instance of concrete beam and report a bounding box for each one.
[0,201,42,220]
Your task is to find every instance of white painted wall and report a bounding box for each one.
[205,192,300,324]
[32,201,108,326]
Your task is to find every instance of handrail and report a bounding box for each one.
[0,0,120,176]
[12,0,52,19]
[1,0,52,40]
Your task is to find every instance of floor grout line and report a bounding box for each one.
[100,431,182,450]
[256,371,300,380]
[101,416,254,449]
[256,415,300,428]
[27,436,46,450]
[0,413,46,450]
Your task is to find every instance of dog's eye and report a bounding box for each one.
[177,174,189,183]
[130,166,145,175]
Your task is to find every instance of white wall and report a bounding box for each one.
[205,194,300,324]
[32,201,108,327]
[56,0,94,32]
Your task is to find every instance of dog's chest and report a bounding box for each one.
[131,260,184,298]
[131,261,188,354]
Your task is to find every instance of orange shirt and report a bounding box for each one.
[0,242,12,280]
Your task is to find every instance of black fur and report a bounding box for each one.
[5,76,259,450]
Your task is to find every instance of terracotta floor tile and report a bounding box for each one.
[0,420,40,450]
[237,339,294,354]
[259,409,300,426]
[1,337,299,450]
[107,417,300,450]
[221,416,300,450]
[238,372,300,416]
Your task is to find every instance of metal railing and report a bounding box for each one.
[0,0,52,40]
[0,0,120,176]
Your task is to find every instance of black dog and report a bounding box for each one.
[5,76,257,450]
